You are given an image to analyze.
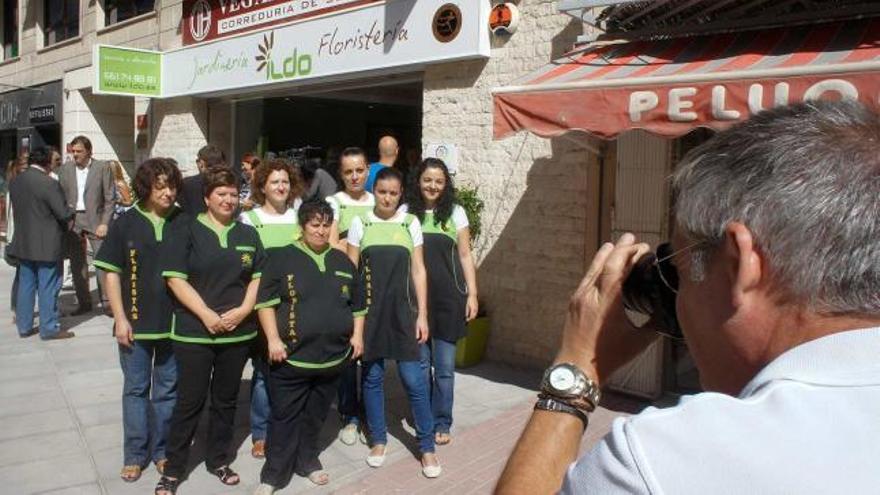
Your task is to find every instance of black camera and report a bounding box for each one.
[622,243,683,339]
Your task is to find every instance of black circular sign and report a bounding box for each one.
[433,4,462,43]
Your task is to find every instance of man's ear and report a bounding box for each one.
[724,222,763,308]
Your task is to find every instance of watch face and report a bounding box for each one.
[549,367,576,392]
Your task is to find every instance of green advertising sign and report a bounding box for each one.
[94,45,162,97]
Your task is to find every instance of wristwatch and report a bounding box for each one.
[541,362,601,412]
[535,396,589,429]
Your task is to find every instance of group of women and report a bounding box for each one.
[94,146,479,495]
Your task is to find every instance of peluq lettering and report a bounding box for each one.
[255,31,313,81]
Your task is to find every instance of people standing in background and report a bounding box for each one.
[48,146,62,180]
[8,147,74,339]
[95,158,184,483]
[300,157,337,202]
[238,158,304,460]
[240,152,260,211]
[110,160,134,221]
[59,135,115,315]
[364,136,399,192]
[5,153,29,323]
[347,167,441,478]
[179,145,226,214]
[406,158,479,447]
[326,147,375,445]
[253,200,365,494]
[156,167,264,495]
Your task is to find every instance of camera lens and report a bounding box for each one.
[622,247,683,339]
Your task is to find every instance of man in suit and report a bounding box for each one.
[59,135,114,315]
[8,147,74,339]
[179,144,226,214]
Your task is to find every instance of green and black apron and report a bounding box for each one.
[255,241,366,374]
[422,211,468,342]
[327,192,374,238]
[94,204,186,339]
[358,213,420,362]
[160,214,265,344]
[244,208,301,249]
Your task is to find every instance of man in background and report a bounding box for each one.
[59,135,114,315]
[364,135,398,192]
[179,144,226,214]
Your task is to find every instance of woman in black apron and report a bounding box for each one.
[346,167,441,478]
[405,158,479,446]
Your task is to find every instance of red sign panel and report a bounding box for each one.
[181,0,382,46]
[494,72,880,140]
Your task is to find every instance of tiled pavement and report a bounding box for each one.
[0,262,646,494]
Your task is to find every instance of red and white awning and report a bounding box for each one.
[493,19,880,140]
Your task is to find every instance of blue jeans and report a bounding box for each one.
[338,361,361,426]
[420,338,457,434]
[15,260,61,338]
[362,359,434,454]
[251,358,270,441]
[118,340,177,466]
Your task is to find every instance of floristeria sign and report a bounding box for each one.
[163,0,489,97]
[183,0,382,45]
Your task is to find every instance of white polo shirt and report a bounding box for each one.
[563,327,880,494]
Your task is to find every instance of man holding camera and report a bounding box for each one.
[497,100,880,494]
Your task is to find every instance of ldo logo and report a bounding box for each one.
[189,0,212,41]
[255,32,313,81]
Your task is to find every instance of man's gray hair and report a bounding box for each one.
[672,100,880,314]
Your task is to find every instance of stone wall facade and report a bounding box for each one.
[423,2,601,370]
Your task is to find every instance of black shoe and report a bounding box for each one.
[69,305,92,316]
[18,328,39,338]
[42,330,75,340]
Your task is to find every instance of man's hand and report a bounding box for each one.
[220,306,248,332]
[114,318,134,348]
[555,233,658,385]
[95,224,108,239]
[416,314,429,344]
[267,337,288,363]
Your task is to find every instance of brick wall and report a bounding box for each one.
[423,2,602,370]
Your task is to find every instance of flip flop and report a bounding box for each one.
[307,470,330,486]
[435,432,452,446]
[120,465,142,482]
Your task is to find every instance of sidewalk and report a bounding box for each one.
[0,262,646,494]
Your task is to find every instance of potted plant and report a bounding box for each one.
[454,185,490,368]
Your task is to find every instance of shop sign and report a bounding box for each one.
[28,104,56,124]
[164,0,489,97]
[182,0,382,45]
[93,45,162,97]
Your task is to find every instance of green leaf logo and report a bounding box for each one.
[255,31,275,73]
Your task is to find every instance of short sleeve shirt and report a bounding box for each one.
[239,203,302,249]
[95,204,186,339]
[255,241,366,368]
[347,210,423,248]
[326,191,375,235]
[160,214,266,344]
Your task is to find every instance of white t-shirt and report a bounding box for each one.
[75,163,89,211]
[238,199,301,226]
[326,191,374,222]
[347,210,423,248]
[399,204,469,232]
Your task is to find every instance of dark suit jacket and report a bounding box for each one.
[180,173,207,214]
[8,167,73,262]
[58,159,114,232]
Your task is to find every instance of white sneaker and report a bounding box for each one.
[338,424,358,446]
[366,446,386,468]
[253,483,275,495]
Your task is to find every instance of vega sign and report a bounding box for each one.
[163,0,489,97]
[182,0,382,45]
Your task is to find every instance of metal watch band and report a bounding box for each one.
[534,396,589,430]
[540,363,602,411]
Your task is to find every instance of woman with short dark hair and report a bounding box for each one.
[95,158,184,483]
[155,166,265,495]
[253,199,365,494]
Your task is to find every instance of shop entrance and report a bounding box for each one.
[233,79,423,190]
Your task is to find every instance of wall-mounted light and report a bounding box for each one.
[490,3,521,36]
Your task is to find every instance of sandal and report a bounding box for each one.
[307,470,330,486]
[120,465,142,482]
[435,432,452,446]
[210,465,241,486]
[154,476,179,495]
[154,459,167,475]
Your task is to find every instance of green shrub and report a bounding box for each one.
[456,185,485,244]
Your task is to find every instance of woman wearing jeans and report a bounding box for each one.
[95,158,184,483]
[405,158,479,446]
[346,167,441,478]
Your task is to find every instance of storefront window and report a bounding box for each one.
[105,0,155,26]
[2,0,18,59]
[44,0,79,46]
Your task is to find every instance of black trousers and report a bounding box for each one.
[164,341,251,479]
[260,363,342,489]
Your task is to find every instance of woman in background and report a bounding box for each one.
[240,152,261,211]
